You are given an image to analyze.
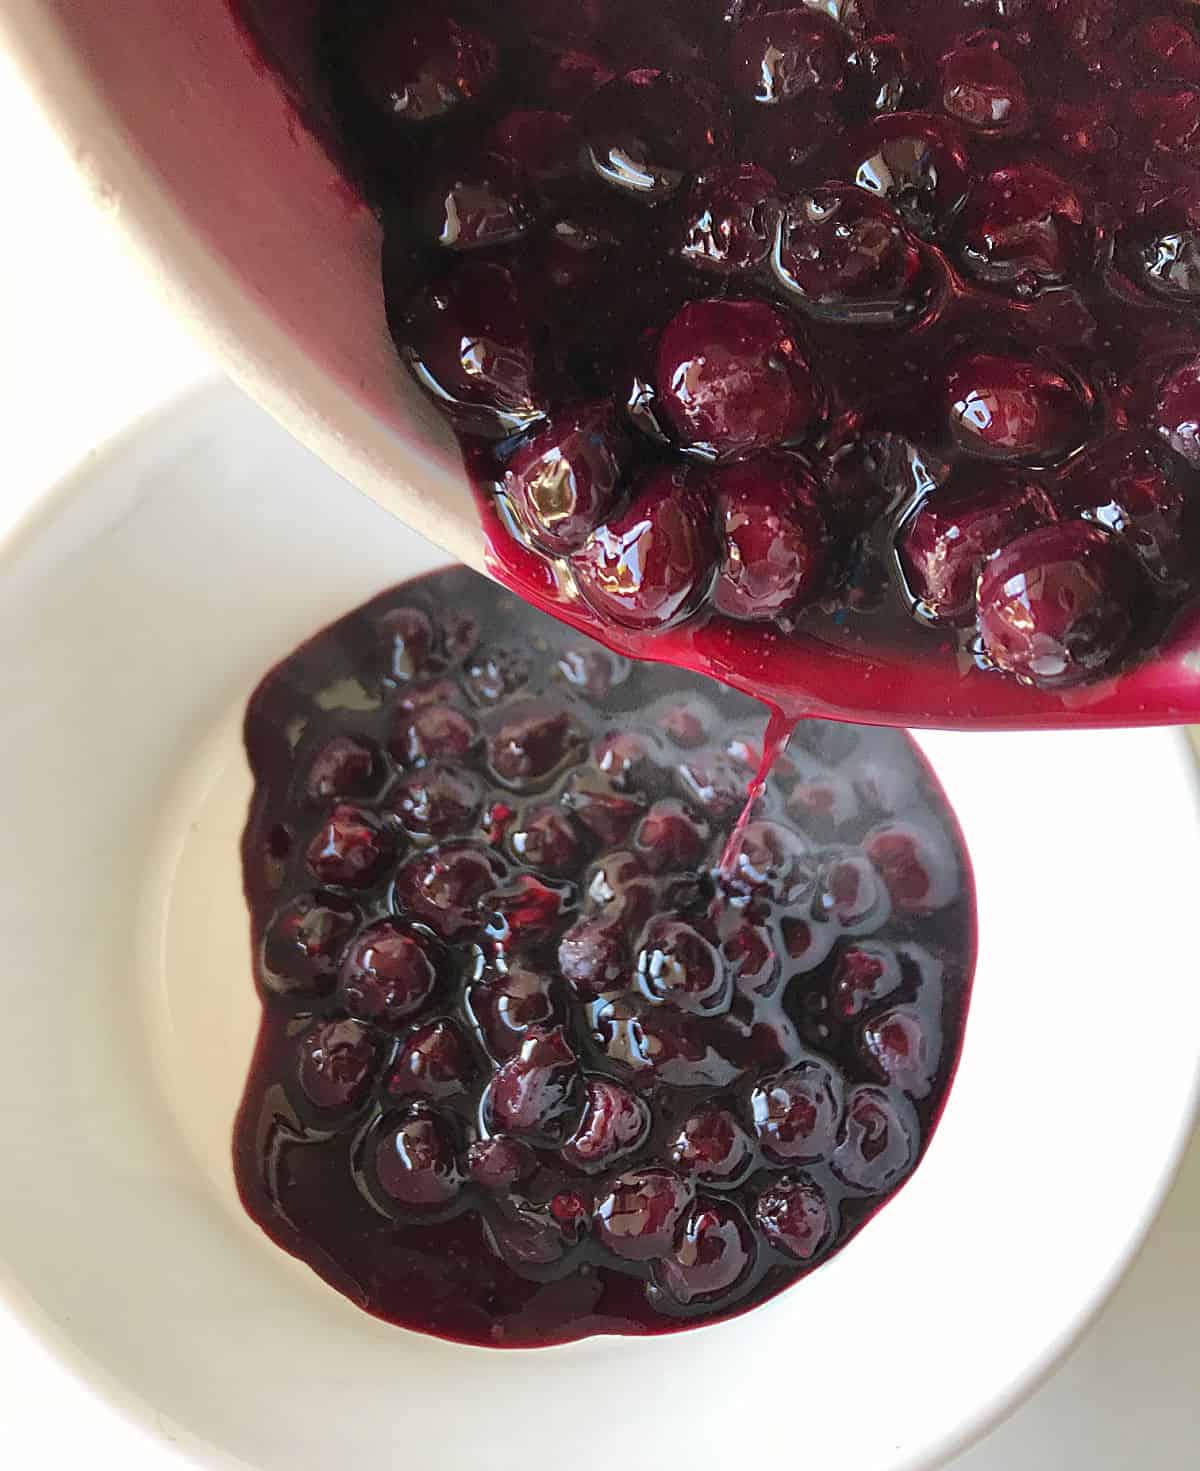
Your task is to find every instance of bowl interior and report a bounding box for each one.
[0,381,1197,1471]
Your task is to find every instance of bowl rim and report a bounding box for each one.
[0,378,1197,1471]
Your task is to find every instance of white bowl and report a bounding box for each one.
[0,380,1197,1471]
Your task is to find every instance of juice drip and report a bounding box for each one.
[718,706,798,876]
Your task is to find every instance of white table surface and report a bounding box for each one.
[1,44,1196,1471]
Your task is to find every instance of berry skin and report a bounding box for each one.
[847,112,971,239]
[594,1168,694,1260]
[386,1019,473,1101]
[262,893,357,997]
[636,917,731,1016]
[338,920,439,1028]
[373,1108,462,1209]
[503,402,631,555]
[940,44,1029,136]
[1150,355,1200,470]
[561,1077,651,1171]
[395,262,543,439]
[669,1106,754,1184]
[944,349,1092,465]
[297,1017,378,1111]
[581,69,731,201]
[655,1200,755,1306]
[654,298,823,459]
[389,764,483,838]
[349,12,497,124]
[572,467,716,631]
[709,456,829,619]
[393,844,502,938]
[305,804,393,888]
[1059,433,1199,586]
[751,1061,842,1163]
[677,165,780,276]
[488,1026,583,1143]
[898,470,1059,625]
[831,1085,918,1192]
[304,735,378,803]
[957,163,1087,291]
[730,10,849,106]
[755,1176,832,1261]
[975,522,1148,688]
[773,186,924,326]
[862,1006,939,1097]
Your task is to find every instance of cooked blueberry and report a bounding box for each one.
[669,1106,754,1184]
[349,11,497,124]
[297,1017,378,1111]
[863,819,961,913]
[373,1107,462,1209]
[338,920,439,1028]
[831,1085,918,1192]
[561,1076,651,1171]
[899,470,1059,625]
[503,402,631,555]
[730,10,849,106]
[774,185,925,325]
[751,1061,842,1163]
[488,702,586,785]
[262,892,357,997]
[465,1135,535,1191]
[488,1026,583,1142]
[940,43,1029,136]
[389,703,479,767]
[393,844,502,937]
[581,69,731,201]
[654,1200,755,1306]
[636,917,731,1015]
[957,163,1087,289]
[847,112,971,238]
[975,522,1147,687]
[709,456,829,618]
[945,349,1093,465]
[654,298,823,459]
[755,1176,831,1261]
[677,164,780,275]
[395,262,543,438]
[305,804,393,888]
[572,467,716,630]
[594,1167,693,1260]
[389,764,483,837]
[862,1006,939,1097]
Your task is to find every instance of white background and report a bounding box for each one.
[0,44,1197,1471]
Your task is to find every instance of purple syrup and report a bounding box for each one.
[233,0,1200,727]
[237,565,976,1346]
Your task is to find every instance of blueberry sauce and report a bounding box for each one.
[236,566,976,1345]
[233,0,1200,723]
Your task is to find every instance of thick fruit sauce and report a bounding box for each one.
[233,0,1200,721]
[237,567,976,1345]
